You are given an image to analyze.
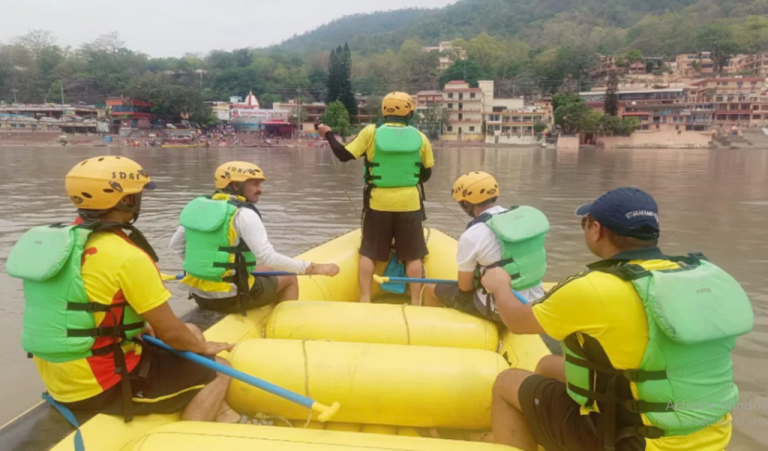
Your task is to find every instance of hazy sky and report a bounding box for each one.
[1,0,456,57]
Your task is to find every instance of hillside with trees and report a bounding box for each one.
[1,0,767,121]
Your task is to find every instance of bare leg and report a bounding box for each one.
[275,274,299,301]
[358,255,375,303]
[254,265,298,302]
[405,259,423,305]
[535,355,566,383]
[421,283,441,307]
[491,369,538,451]
[181,357,232,422]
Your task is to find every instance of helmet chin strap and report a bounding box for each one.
[459,201,476,218]
[225,182,245,197]
[113,192,143,224]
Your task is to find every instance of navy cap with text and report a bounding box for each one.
[575,187,660,240]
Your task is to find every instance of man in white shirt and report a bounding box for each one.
[423,171,547,322]
[170,161,339,314]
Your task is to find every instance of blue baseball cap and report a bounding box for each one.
[575,187,660,240]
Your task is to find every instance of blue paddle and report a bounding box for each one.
[373,275,532,304]
[141,335,340,421]
[163,270,305,281]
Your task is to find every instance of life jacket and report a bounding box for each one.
[563,254,753,449]
[364,124,423,189]
[6,221,152,422]
[179,194,257,314]
[469,206,550,291]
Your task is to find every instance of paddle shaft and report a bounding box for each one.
[171,270,303,280]
[141,335,314,409]
[377,276,532,304]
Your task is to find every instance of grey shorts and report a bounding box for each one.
[193,275,279,314]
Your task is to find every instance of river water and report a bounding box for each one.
[0,145,767,448]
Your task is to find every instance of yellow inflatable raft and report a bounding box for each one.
[6,228,551,451]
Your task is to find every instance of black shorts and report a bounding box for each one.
[360,208,428,262]
[434,284,501,322]
[194,275,279,314]
[518,375,644,451]
[62,342,217,416]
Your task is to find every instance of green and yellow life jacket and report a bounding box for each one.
[6,222,148,421]
[364,124,423,188]
[563,254,753,448]
[180,194,257,307]
[470,206,550,291]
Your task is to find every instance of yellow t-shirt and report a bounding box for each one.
[34,228,171,403]
[344,123,435,212]
[533,252,732,451]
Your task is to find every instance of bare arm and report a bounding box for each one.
[482,268,545,335]
[169,225,186,258]
[458,271,475,292]
[141,303,232,355]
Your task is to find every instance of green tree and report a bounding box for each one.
[413,104,449,140]
[552,92,583,112]
[339,44,358,118]
[439,59,486,88]
[697,25,740,74]
[555,102,595,135]
[604,70,619,117]
[533,122,548,138]
[322,100,351,136]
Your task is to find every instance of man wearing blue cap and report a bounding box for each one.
[483,187,752,451]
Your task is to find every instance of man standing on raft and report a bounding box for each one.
[318,92,435,305]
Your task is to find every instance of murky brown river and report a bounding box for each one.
[1,145,767,449]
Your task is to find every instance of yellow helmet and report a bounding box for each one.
[66,156,154,210]
[214,161,266,190]
[452,171,500,204]
[382,92,415,117]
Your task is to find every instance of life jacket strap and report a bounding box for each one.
[565,353,667,382]
[66,301,128,312]
[66,322,145,339]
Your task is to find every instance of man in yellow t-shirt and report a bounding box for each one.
[13,156,234,422]
[482,188,735,451]
[318,92,435,304]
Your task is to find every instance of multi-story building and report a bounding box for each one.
[422,41,466,72]
[580,87,717,132]
[621,103,715,132]
[751,93,768,127]
[592,55,665,80]
[689,77,767,127]
[414,90,444,114]
[486,107,547,144]
[580,88,688,113]
[273,100,327,135]
[675,53,715,78]
[441,80,486,141]
[729,53,768,77]
[106,97,153,134]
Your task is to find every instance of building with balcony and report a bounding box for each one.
[729,53,768,77]
[414,90,444,114]
[272,100,326,135]
[441,80,487,141]
[690,77,767,127]
[675,53,715,78]
[422,41,466,72]
[622,103,715,132]
[106,97,154,134]
[485,108,547,144]
[580,88,688,114]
